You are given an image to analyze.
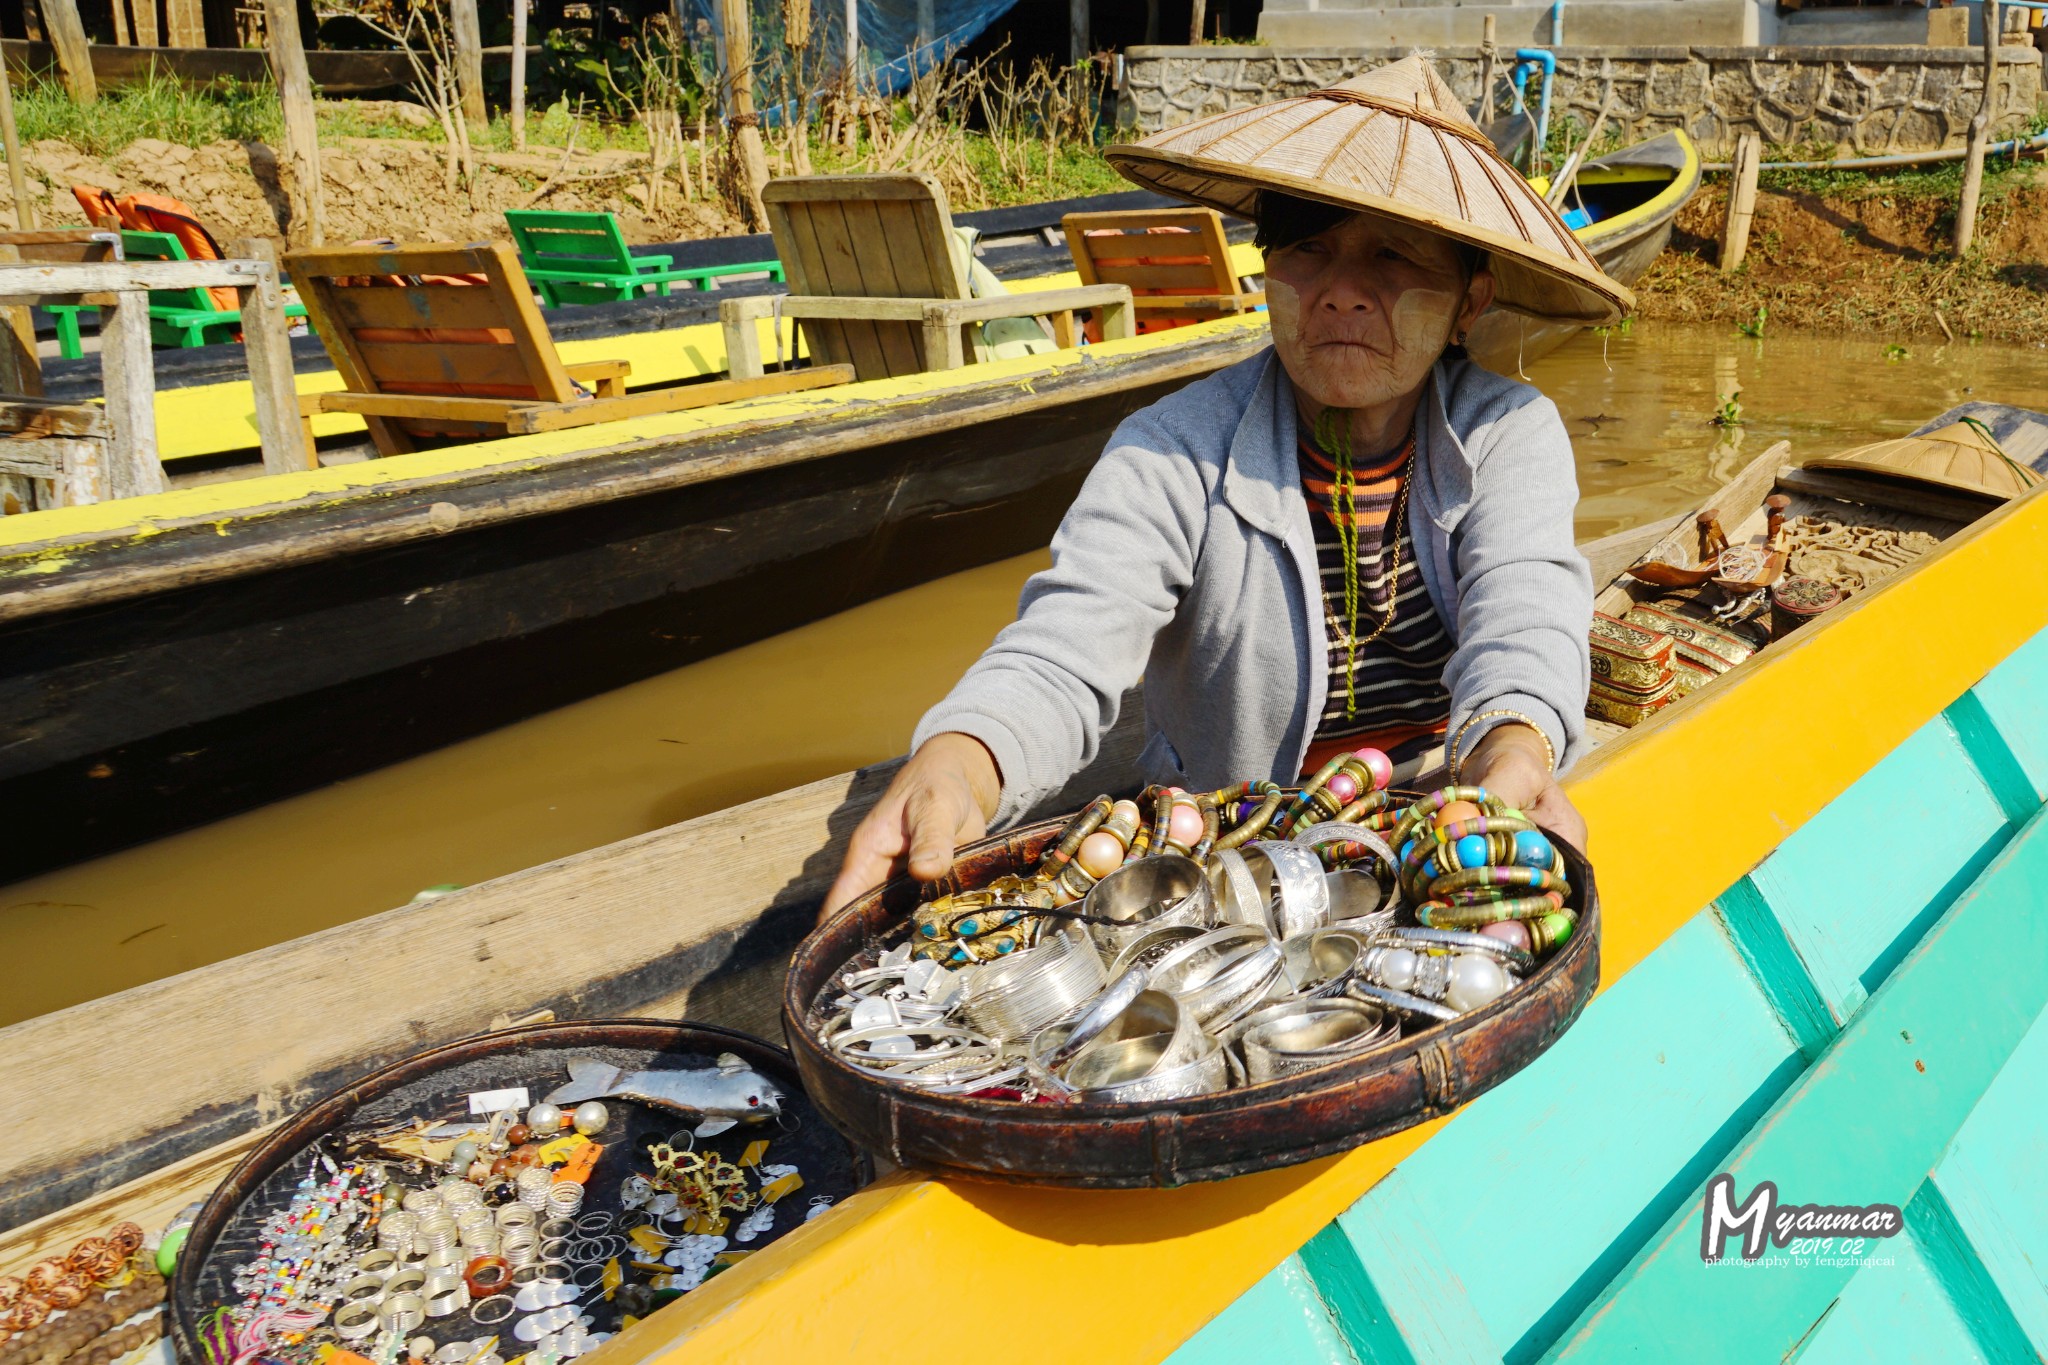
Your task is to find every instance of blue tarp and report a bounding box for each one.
[683,0,1026,104]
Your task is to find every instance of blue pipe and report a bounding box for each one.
[1552,0,1565,44]
[1510,48,1555,155]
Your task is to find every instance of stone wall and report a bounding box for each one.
[1119,45,2042,158]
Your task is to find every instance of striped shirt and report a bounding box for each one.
[1299,423,1454,775]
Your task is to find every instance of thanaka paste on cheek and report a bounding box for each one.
[1389,287,1459,358]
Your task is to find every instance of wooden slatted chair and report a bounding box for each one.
[1060,208,1264,338]
[719,173,1134,383]
[287,241,852,458]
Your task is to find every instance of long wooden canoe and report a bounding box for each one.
[11,426,2048,1365]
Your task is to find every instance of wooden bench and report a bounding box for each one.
[287,241,852,458]
[505,209,784,307]
[719,174,1134,382]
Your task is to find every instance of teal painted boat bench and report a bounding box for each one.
[43,230,310,356]
[503,209,784,307]
[1174,626,2048,1365]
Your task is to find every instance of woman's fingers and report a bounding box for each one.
[904,785,965,882]
[821,792,912,923]
[1528,784,1591,857]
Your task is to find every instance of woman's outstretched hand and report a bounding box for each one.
[820,733,1002,926]
[1459,722,1589,856]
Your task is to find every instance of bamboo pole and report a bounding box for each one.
[1721,131,1761,272]
[1478,15,1498,123]
[0,51,35,230]
[1955,0,1999,255]
[263,0,326,247]
[39,0,97,106]
[449,0,487,130]
[718,0,770,229]
[511,0,529,151]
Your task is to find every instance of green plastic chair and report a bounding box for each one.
[503,209,784,307]
[42,230,309,357]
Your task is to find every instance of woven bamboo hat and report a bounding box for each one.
[1800,420,2043,502]
[1104,55,1631,324]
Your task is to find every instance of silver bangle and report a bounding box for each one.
[1348,979,1459,1022]
[1210,848,1270,931]
[1047,967,1152,1071]
[469,1294,517,1326]
[1251,841,1330,939]
[379,1293,426,1334]
[334,1302,381,1341]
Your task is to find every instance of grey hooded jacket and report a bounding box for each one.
[911,346,1593,825]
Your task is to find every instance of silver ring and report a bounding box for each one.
[1348,979,1460,1022]
[470,1294,517,1326]
[540,1217,576,1239]
[573,1212,614,1235]
[571,1261,606,1287]
[539,1237,570,1260]
[538,1259,570,1285]
[1375,925,1537,976]
[510,1264,544,1286]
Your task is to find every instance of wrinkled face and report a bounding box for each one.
[1265,211,1496,411]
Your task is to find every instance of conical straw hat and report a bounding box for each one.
[1104,55,1631,324]
[1800,420,2043,502]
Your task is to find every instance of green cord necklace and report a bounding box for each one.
[1314,408,1414,718]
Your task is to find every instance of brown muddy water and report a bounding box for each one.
[6,320,2043,1024]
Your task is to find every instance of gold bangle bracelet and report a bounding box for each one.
[1451,708,1557,783]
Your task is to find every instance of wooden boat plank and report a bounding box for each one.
[1749,718,2011,1022]
[1169,1255,1356,1365]
[1548,807,2048,1361]
[1285,915,1802,1364]
[595,480,2048,1364]
[1963,633,2048,804]
[1776,465,2002,527]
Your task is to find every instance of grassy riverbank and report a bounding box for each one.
[1633,156,2048,348]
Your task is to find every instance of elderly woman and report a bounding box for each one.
[826,57,1629,915]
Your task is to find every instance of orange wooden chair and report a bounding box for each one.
[1061,208,1264,342]
[286,241,851,457]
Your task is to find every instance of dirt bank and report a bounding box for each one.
[1634,170,2048,347]
[8,132,744,244]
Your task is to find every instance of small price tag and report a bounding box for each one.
[466,1086,531,1116]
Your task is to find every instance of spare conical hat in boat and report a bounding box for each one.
[1800,421,2043,502]
[1102,55,1631,325]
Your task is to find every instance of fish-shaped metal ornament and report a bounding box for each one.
[544,1053,784,1137]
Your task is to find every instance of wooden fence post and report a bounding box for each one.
[718,0,770,229]
[0,243,43,399]
[229,237,312,475]
[1478,15,1498,123]
[98,291,166,499]
[263,0,326,247]
[1721,130,1762,272]
[0,53,35,231]
[449,0,488,130]
[1955,0,1999,255]
[1188,0,1206,44]
[40,0,97,106]
[511,0,529,151]
[1070,0,1089,62]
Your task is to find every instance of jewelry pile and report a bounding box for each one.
[197,1052,830,1365]
[808,752,1577,1103]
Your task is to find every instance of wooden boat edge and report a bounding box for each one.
[0,316,1273,621]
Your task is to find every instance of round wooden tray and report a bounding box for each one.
[169,1020,869,1361]
[785,818,1601,1188]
